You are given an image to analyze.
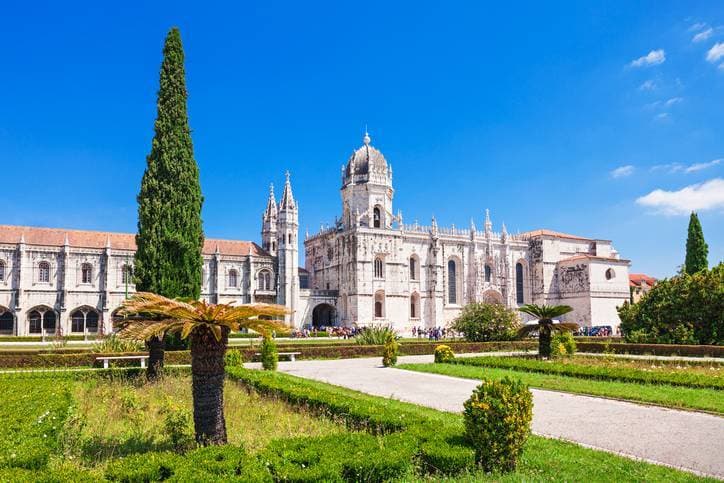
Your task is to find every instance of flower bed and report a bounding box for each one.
[449,356,723,390]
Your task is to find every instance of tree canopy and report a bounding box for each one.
[684,212,708,275]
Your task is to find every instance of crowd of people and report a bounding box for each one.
[575,325,619,337]
[411,326,457,340]
[290,326,361,339]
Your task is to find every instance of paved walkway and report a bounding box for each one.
[273,355,724,479]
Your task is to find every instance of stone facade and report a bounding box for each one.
[302,133,631,332]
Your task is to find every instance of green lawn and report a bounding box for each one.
[399,362,724,414]
[0,369,717,481]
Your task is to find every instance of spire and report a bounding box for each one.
[363,126,371,145]
[431,215,438,235]
[485,208,492,233]
[501,222,508,243]
[470,218,476,232]
[279,171,296,210]
[264,183,277,219]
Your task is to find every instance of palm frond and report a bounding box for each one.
[550,322,580,332]
[518,304,573,319]
[116,292,288,342]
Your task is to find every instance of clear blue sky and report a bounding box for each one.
[1,1,722,278]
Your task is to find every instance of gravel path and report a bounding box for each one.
[275,355,724,479]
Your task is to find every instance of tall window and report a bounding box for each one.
[28,311,42,334]
[71,311,85,333]
[122,264,133,285]
[228,269,239,288]
[0,260,5,282]
[373,207,381,228]
[448,260,457,304]
[0,309,13,334]
[38,262,50,283]
[374,258,384,279]
[410,293,420,319]
[484,264,491,283]
[81,263,93,284]
[515,262,524,304]
[71,309,99,333]
[409,256,417,280]
[258,270,272,290]
[605,268,615,280]
[374,291,385,318]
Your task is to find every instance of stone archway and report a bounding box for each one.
[482,289,504,305]
[312,303,336,328]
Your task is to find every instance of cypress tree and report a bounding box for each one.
[684,212,708,275]
[134,28,204,377]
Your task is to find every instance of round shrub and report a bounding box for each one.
[224,348,244,368]
[260,334,278,371]
[382,333,399,367]
[463,377,533,473]
[434,345,455,363]
[550,331,576,357]
[451,303,520,342]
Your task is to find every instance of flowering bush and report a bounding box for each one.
[382,333,399,367]
[434,345,455,363]
[463,377,533,472]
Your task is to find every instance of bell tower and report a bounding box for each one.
[276,171,299,325]
[261,183,277,256]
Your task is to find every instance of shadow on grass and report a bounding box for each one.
[78,434,180,462]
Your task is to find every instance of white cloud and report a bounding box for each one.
[651,163,684,173]
[654,112,670,122]
[684,158,722,173]
[689,22,707,32]
[665,97,683,107]
[706,42,724,63]
[636,178,724,215]
[630,49,666,67]
[693,28,713,43]
[639,79,657,91]
[610,165,635,178]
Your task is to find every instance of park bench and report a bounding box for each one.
[254,351,301,362]
[96,355,149,369]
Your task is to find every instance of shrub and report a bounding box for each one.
[92,334,144,353]
[463,377,533,472]
[434,345,455,363]
[550,331,576,357]
[161,401,194,452]
[355,324,398,345]
[104,452,181,481]
[451,303,520,342]
[382,333,399,367]
[619,263,723,345]
[261,334,278,371]
[224,348,244,368]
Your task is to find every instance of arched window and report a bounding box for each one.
[228,269,239,288]
[38,261,50,283]
[43,311,56,332]
[29,308,55,334]
[122,264,133,285]
[0,260,5,282]
[71,308,99,333]
[86,311,99,332]
[605,268,615,280]
[28,311,42,334]
[448,260,457,304]
[515,262,524,304]
[374,291,385,318]
[373,207,381,228]
[410,292,420,319]
[0,308,14,334]
[409,256,418,281]
[374,258,384,279]
[71,311,84,333]
[258,270,272,290]
[484,264,491,283]
[265,271,272,290]
[81,263,93,284]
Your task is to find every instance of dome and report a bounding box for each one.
[344,132,388,178]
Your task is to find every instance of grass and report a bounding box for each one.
[63,375,347,464]
[399,362,724,414]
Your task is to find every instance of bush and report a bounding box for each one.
[224,348,244,368]
[463,377,533,472]
[91,334,144,353]
[382,333,399,367]
[261,334,278,371]
[104,452,181,481]
[355,324,399,345]
[451,303,520,342]
[619,263,723,345]
[550,331,576,357]
[434,345,455,363]
[161,401,194,452]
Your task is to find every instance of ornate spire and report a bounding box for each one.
[279,171,296,210]
[470,217,476,232]
[431,215,438,235]
[501,222,508,243]
[264,183,277,219]
[363,126,371,145]
[485,208,492,233]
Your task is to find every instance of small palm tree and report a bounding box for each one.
[116,292,286,445]
[517,304,578,359]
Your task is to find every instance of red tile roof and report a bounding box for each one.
[0,225,268,257]
[519,229,592,241]
[629,273,656,287]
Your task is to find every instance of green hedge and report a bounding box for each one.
[576,342,724,358]
[449,356,724,390]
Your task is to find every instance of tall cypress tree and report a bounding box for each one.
[134,28,204,376]
[684,212,708,275]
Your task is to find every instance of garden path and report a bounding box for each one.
[274,354,724,479]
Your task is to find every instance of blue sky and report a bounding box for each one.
[1,1,722,278]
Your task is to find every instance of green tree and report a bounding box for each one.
[451,303,520,342]
[517,304,577,359]
[685,212,708,275]
[134,27,204,379]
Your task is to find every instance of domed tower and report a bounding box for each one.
[340,131,394,230]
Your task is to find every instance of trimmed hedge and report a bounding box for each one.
[576,342,724,358]
[450,356,724,390]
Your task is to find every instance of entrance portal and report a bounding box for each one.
[312,303,335,328]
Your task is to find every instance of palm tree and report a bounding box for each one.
[517,304,578,358]
[116,292,286,445]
